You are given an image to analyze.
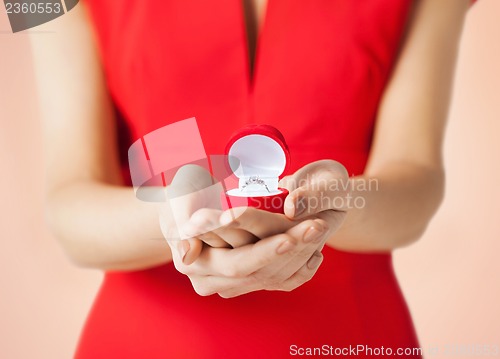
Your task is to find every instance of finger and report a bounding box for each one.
[180,208,224,238]
[189,250,324,297]
[284,180,350,219]
[280,160,349,219]
[219,206,297,239]
[278,175,298,192]
[173,218,326,278]
[212,228,259,248]
[182,238,203,265]
[221,218,326,278]
[316,209,347,236]
[177,229,294,277]
[218,247,325,297]
[188,274,258,297]
[168,188,221,239]
[278,250,324,292]
[165,237,203,266]
[278,160,336,192]
[254,219,328,280]
[182,208,259,248]
[166,166,224,239]
[197,231,230,248]
[218,284,262,298]
[198,229,258,249]
[188,241,281,277]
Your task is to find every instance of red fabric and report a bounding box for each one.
[77,1,422,358]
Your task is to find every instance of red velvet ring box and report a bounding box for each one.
[221,124,290,214]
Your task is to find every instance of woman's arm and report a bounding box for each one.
[30,5,171,270]
[283,0,470,251]
[339,0,470,250]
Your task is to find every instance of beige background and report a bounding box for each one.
[1,1,499,358]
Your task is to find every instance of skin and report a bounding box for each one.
[30,0,470,297]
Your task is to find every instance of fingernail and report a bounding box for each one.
[293,198,306,218]
[307,251,323,270]
[313,219,329,231]
[178,240,190,262]
[276,240,295,255]
[303,226,325,243]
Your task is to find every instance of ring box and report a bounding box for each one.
[221,124,290,214]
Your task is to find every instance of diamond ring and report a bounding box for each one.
[241,176,270,193]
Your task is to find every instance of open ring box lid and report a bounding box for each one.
[225,124,290,197]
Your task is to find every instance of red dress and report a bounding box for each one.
[77,1,422,358]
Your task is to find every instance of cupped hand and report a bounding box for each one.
[163,159,350,297]
[185,159,350,252]
[169,217,330,298]
[159,164,257,264]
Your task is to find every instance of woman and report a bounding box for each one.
[29,0,472,358]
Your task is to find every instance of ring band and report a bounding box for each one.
[241,176,271,193]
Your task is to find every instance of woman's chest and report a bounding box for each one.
[87,0,412,172]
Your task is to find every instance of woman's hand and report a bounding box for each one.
[159,164,231,264]
[164,160,349,297]
[159,164,266,264]
[166,159,349,262]
[169,217,329,298]
[176,160,350,251]
[281,160,350,224]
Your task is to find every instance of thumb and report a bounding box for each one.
[284,179,350,219]
[160,214,204,265]
[164,237,204,266]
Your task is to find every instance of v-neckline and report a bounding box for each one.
[240,0,270,92]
